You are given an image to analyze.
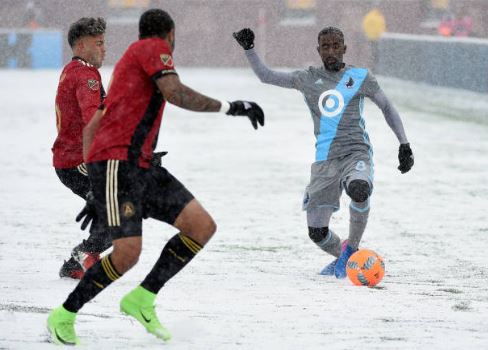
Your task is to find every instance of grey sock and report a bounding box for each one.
[318,229,342,257]
[348,200,370,250]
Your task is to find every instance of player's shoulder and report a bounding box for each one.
[345,64,374,77]
[294,65,321,79]
[64,58,100,79]
[344,65,377,85]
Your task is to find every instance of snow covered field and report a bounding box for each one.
[0,68,487,349]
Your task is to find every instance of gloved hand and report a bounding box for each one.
[76,191,97,231]
[233,28,255,50]
[150,151,168,167]
[227,101,265,130]
[398,143,414,173]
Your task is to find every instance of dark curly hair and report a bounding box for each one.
[139,9,174,39]
[317,26,344,43]
[68,17,106,48]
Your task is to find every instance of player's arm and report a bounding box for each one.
[156,74,220,112]
[76,70,104,124]
[82,107,103,161]
[233,28,295,89]
[371,89,408,143]
[155,74,265,129]
[371,89,414,173]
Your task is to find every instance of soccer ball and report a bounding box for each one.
[346,249,385,287]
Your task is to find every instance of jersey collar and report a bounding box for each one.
[72,56,94,67]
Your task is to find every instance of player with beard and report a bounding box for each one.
[52,17,112,279]
[233,26,414,278]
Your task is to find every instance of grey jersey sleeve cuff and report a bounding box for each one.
[371,89,408,144]
[244,49,295,89]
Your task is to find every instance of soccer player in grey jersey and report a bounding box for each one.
[233,27,414,278]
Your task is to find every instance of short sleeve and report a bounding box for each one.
[360,70,381,98]
[135,40,177,80]
[75,68,103,124]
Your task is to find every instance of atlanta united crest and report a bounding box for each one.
[160,54,173,67]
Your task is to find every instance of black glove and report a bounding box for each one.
[150,151,168,167]
[227,101,265,130]
[233,28,255,50]
[76,191,97,231]
[398,143,414,173]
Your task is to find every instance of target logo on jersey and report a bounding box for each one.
[318,89,345,118]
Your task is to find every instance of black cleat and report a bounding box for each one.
[59,257,84,279]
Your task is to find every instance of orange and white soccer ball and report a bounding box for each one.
[346,249,385,287]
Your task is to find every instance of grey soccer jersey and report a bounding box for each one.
[244,49,408,162]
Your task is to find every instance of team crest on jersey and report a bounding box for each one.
[121,201,136,218]
[87,79,100,91]
[346,77,355,88]
[160,54,173,67]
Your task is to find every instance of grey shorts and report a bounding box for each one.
[302,152,374,211]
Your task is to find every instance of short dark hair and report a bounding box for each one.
[68,17,106,48]
[317,26,344,43]
[139,9,174,39]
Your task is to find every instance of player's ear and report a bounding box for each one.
[167,28,175,50]
[76,38,85,51]
[343,45,347,54]
[316,45,320,54]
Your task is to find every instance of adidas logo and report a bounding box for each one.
[315,78,323,85]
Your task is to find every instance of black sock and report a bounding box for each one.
[141,233,202,294]
[63,254,122,313]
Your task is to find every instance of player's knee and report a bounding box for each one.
[346,180,370,203]
[112,239,142,273]
[308,226,329,243]
[185,215,217,246]
[202,216,217,237]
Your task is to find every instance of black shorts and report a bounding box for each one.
[87,160,194,240]
[55,164,90,199]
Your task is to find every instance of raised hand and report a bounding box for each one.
[233,28,255,50]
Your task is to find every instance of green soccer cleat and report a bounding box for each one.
[120,286,171,341]
[47,306,80,346]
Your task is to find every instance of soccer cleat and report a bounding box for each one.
[59,257,84,279]
[71,248,100,272]
[320,259,337,275]
[120,286,171,341]
[335,243,357,279]
[47,306,80,346]
[319,240,349,276]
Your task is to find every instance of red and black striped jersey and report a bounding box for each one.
[86,37,176,168]
[52,57,105,168]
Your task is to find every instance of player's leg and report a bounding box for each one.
[307,206,339,255]
[55,166,112,279]
[121,166,213,341]
[335,154,373,278]
[303,160,346,274]
[48,160,141,344]
[70,217,112,273]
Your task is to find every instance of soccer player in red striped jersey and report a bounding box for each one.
[52,17,111,280]
[47,9,265,345]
